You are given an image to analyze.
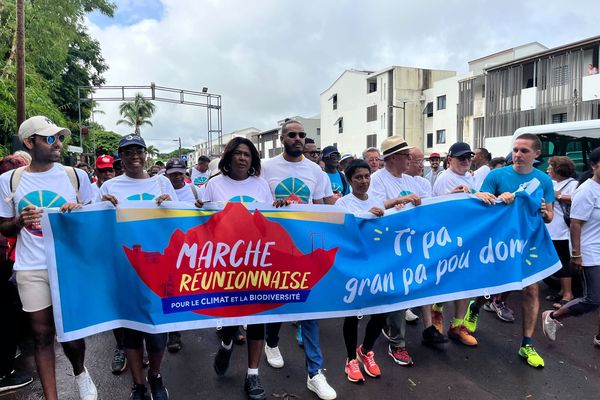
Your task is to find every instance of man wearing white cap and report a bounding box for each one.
[0,116,97,400]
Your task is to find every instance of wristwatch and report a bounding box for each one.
[557,194,563,201]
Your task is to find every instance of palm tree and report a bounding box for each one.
[116,93,156,135]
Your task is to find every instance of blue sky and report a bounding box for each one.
[85,0,600,153]
[89,0,164,28]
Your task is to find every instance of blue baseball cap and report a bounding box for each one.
[118,134,147,149]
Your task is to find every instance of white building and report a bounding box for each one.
[251,115,321,160]
[320,67,455,157]
[188,127,259,166]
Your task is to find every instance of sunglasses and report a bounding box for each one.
[122,149,146,157]
[304,151,321,157]
[36,134,65,145]
[455,155,473,161]
[97,168,114,173]
[286,131,307,139]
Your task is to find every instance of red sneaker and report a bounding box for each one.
[388,345,414,366]
[357,345,381,377]
[344,358,365,383]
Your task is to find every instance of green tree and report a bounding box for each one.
[117,93,156,135]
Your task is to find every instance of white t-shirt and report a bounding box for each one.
[473,165,491,191]
[91,183,102,202]
[191,168,210,186]
[570,179,600,266]
[432,169,477,196]
[368,168,429,202]
[100,174,178,202]
[414,175,433,198]
[202,174,273,203]
[262,155,331,203]
[336,193,384,215]
[175,184,201,203]
[546,178,578,240]
[0,164,95,271]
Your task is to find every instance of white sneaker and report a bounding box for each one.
[541,310,563,341]
[74,367,98,400]
[594,335,600,347]
[405,308,419,322]
[264,345,284,368]
[307,371,336,400]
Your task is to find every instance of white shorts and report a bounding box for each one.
[16,269,52,312]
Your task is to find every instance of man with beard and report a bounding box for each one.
[261,119,336,400]
[303,138,321,163]
[472,148,492,190]
[0,116,97,400]
[425,152,444,186]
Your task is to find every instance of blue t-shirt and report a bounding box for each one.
[327,171,350,198]
[480,166,555,202]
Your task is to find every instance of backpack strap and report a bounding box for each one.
[339,171,349,195]
[5,166,27,214]
[63,166,82,204]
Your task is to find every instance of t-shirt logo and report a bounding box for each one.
[399,190,413,197]
[274,177,310,204]
[194,176,208,186]
[228,195,256,203]
[127,193,155,200]
[18,190,67,237]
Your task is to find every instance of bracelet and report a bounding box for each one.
[570,255,582,259]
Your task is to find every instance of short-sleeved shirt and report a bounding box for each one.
[480,166,555,203]
[262,155,330,203]
[99,174,178,202]
[414,175,433,198]
[546,178,578,240]
[570,179,600,266]
[326,171,350,199]
[191,168,210,186]
[473,165,491,190]
[202,174,273,203]
[368,168,429,202]
[336,193,384,215]
[433,169,477,196]
[0,164,95,271]
[425,167,445,187]
[175,184,201,203]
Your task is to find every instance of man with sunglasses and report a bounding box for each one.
[0,116,97,400]
[430,142,497,347]
[100,134,177,400]
[321,146,350,200]
[262,119,336,400]
[303,138,321,163]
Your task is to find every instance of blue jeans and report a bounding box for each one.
[300,320,323,377]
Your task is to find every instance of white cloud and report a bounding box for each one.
[87,0,600,153]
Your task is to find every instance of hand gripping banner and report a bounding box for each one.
[42,186,559,341]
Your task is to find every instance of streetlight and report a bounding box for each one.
[388,101,408,139]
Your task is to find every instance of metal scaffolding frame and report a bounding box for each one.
[77,83,222,156]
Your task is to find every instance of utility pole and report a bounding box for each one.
[16,0,26,127]
[178,137,182,159]
[389,100,408,139]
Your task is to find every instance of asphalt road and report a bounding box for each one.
[3,289,600,400]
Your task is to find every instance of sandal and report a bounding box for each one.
[553,299,570,309]
[545,294,562,302]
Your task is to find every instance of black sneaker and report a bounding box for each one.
[422,325,448,345]
[167,332,182,353]
[129,384,149,400]
[0,372,33,393]
[111,348,127,374]
[244,374,266,400]
[148,374,169,400]
[214,344,233,376]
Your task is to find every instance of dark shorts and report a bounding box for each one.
[553,240,573,278]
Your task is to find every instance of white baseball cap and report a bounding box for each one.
[18,116,71,143]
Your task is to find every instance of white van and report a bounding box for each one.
[485,120,600,176]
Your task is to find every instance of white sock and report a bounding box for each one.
[247,368,259,376]
[221,341,232,350]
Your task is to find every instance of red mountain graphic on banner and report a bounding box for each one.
[123,203,338,317]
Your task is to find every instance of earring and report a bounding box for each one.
[248,167,256,176]
[223,165,230,173]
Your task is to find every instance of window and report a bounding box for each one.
[366,134,377,148]
[523,62,536,88]
[423,102,433,117]
[334,117,343,133]
[426,133,433,148]
[552,113,567,123]
[553,65,569,86]
[332,94,338,110]
[436,129,446,144]
[437,95,446,110]
[368,81,377,93]
[316,128,320,136]
[367,105,377,122]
